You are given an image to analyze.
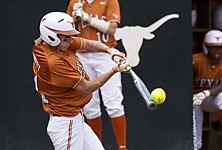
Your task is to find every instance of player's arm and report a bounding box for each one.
[82,39,112,52]
[208,81,222,96]
[74,63,131,94]
[85,0,120,35]
[86,18,118,35]
[107,21,118,35]
[192,80,222,107]
[71,1,119,34]
[74,70,115,94]
[193,57,222,106]
[193,82,222,107]
[73,11,118,34]
[82,39,127,63]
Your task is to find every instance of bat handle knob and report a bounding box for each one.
[148,102,157,110]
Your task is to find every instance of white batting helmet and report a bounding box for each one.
[203,30,222,54]
[39,12,79,46]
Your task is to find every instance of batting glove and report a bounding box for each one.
[108,48,127,63]
[72,2,83,17]
[75,9,89,21]
[72,1,89,21]
[73,1,83,10]
[193,90,210,107]
[113,60,131,73]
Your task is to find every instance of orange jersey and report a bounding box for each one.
[193,52,222,93]
[33,37,93,116]
[67,0,120,51]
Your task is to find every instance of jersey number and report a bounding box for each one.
[96,32,109,43]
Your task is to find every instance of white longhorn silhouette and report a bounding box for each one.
[115,14,179,67]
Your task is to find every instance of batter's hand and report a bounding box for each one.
[73,1,83,10]
[74,9,89,21]
[72,1,89,21]
[193,90,210,107]
[113,60,131,73]
[109,48,127,63]
[72,1,83,17]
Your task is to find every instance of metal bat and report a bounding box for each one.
[129,69,157,110]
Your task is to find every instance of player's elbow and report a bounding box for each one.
[83,90,93,95]
[77,87,94,95]
[107,27,116,35]
[106,22,118,35]
[75,80,95,94]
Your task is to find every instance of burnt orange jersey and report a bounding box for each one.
[193,52,222,94]
[33,37,93,116]
[67,0,120,51]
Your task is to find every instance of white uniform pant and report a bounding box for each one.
[77,52,124,119]
[193,93,222,150]
[47,113,104,150]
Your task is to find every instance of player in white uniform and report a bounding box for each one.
[67,0,127,149]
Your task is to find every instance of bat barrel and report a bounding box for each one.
[129,69,158,110]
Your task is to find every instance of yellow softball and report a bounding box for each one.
[151,88,166,104]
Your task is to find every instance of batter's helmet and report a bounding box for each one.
[203,30,222,54]
[39,12,79,46]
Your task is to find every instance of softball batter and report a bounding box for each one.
[32,12,131,150]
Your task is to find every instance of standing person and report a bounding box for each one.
[67,0,127,149]
[193,30,222,150]
[33,11,131,150]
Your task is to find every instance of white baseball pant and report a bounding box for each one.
[47,112,105,150]
[193,92,222,150]
[76,52,124,119]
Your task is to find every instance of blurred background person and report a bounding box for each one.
[193,30,222,150]
[67,0,128,149]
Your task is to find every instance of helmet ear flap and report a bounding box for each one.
[39,24,61,46]
[203,43,208,55]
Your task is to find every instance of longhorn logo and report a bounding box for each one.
[115,14,179,67]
